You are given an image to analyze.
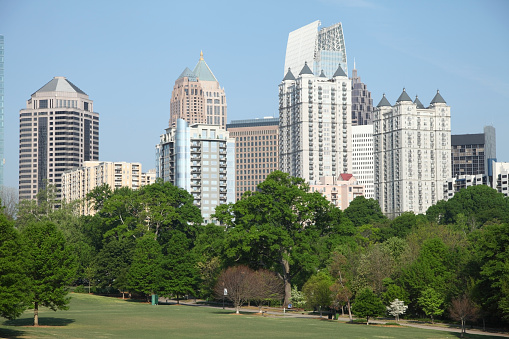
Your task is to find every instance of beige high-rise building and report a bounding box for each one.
[18,77,99,201]
[61,161,156,215]
[374,89,451,218]
[226,117,279,200]
[169,52,227,129]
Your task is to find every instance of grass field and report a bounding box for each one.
[0,293,502,339]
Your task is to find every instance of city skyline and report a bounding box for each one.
[1,0,508,188]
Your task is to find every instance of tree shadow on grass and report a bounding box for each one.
[0,327,25,339]
[3,317,75,327]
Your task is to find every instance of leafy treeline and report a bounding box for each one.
[1,172,508,327]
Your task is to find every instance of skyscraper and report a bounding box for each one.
[0,35,4,187]
[279,63,352,183]
[374,89,451,218]
[226,117,279,200]
[351,124,374,198]
[451,126,496,177]
[156,119,235,224]
[169,52,227,130]
[350,63,373,125]
[18,77,99,200]
[284,20,347,79]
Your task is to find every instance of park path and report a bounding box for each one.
[159,297,509,338]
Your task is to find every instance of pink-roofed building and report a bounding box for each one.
[309,174,364,210]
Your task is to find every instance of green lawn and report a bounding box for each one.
[0,293,501,339]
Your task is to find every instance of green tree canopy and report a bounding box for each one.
[344,196,387,227]
[352,287,385,324]
[213,171,345,306]
[302,271,333,317]
[128,234,164,298]
[22,221,77,326]
[0,210,27,320]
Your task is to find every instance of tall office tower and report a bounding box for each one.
[351,124,374,198]
[284,20,347,79]
[279,63,352,183]
[0,35,4,186]
[226,117,279,200]
[350,63,373,125]
[61,161,154,215]
[18,77,99,201]
[451,126,496,177]
[374,89,451,218]
[169,52,227,130]
[156,119,235,224]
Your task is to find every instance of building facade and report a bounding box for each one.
[451,126,496,177]
[279,63,352,183]
[351,124,374,199]
[156,119,235,224]
[284,20,347,78]
[226,117,279,200]
[169,52,227,130]
[61,161,155,215]
[309,174,364,210]
[443,174,486,200]
[0,35,4,186]
[19,77,99,200]
[350,64,373,125]
[374,89,451,218]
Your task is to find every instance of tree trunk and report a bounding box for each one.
[34,302,39,326]
[236,306,240,314]
[341,305,344,316]
[431,314,434,324]
[177,294,180,304]
[282,258,291,307]
[319,306,322,318]
[347,298,353,322]
[461,319,465,338]
[366,316,369,325]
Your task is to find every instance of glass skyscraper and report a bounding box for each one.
[0,35,4,187]
[284,21,347,78]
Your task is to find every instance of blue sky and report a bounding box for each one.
[1,0,508,188]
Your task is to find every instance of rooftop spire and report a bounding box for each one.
[200,51,204,61]
[353,57,356,70]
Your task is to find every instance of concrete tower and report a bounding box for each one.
[18,77,99,201]
[374,89,451,218]
[279,63,352,183]
[169,52,227,130]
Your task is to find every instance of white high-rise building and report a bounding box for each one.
[279,63,352,183]
[351,124,374,198]
[156,119,235,224]
[374,89,451,218]
[284,20,347,79]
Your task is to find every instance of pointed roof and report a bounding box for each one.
[430,90,446,104]
[414,95,425,109]
[340,173,353,181]
[283,68,296,81]
[192,51,218,82]
[178,67,197,81]
[333,64,347,77]
[33,76,86,95]
[319,70,327,78]
[299,62,313,75]
[376,94,391,107]
[396,88,412,102]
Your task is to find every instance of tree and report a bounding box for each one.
[214,171,344,306]
[251,269,284,312]
[344,196,387,227]
[351,288,385,325]
[0,210,27,319]
[0,186,18,220]
[386,299,408,322]
[161,230,198,303]
[127,235,164,300]
[215,266,255,314]
[22,222,77,326]
[302,271,333,317]
[94,237,135,291]
[328,251,354,321]
[418,287,444,324]
[449,294,479,338]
